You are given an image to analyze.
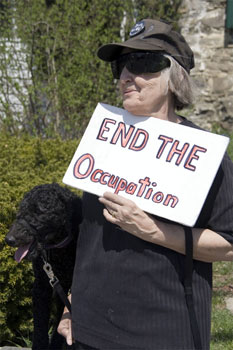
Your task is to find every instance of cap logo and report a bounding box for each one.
[129,21,145,37]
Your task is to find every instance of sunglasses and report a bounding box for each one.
[111,52,171,79]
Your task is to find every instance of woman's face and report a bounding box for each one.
[119,66,171,118]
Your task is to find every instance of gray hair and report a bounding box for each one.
[162,55,196,110]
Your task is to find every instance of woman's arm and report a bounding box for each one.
[99,192,233,263]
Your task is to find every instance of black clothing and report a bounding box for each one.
[71,118,233,349]
[75,340,99,349]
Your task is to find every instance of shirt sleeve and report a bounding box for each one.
[196,152,233,243]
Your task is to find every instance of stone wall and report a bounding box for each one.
[179,0,233,131]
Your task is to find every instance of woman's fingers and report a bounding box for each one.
[99,191,135,212]
[99,191,132,205]
[57,311,73,345]
[99,191,157,241]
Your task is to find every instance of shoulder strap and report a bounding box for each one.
[53,279,72,313]
[183,226,202,350]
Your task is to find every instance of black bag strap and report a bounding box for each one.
[183,226,202,350]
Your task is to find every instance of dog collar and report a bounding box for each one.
[44,234,73,250]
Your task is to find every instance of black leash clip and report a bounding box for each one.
[42,256,72,313]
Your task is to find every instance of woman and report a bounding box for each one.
[58,19,233,350]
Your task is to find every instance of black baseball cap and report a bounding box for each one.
[97,19,194,73]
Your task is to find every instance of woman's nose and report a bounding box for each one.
[120,66,134,81]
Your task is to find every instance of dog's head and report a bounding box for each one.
[5,183,82,261]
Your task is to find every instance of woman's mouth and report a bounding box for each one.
[123,89,137,96]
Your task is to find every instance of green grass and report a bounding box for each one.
[211,261,233,349]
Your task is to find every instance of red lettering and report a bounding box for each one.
[166,141,189,165]
[156,135,173,158]
[73,153,94,179]
[145,188,153,199]
[184,145,207,171]
[90,169,103,183]
[100,172,111,185]
[163,195,179,208]
[129,129,149,151]
[152,192,164,203]
[114,178,128,194]
[96,118,116,141]
[111,122,135,147]
[137,177,151,197]
[108,175,119,189]
[126,182,137,194]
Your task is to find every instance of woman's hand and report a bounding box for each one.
[98,191,233,262]
[57,295,73,345]
[98,191,158,242]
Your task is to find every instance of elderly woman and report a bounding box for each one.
[58,19,233,350]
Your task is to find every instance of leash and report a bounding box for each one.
[40,224,73,314]
[183,226,202,350]
[17,219,73,313]
[42,255,72,314]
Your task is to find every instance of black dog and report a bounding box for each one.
[5,183,82,350]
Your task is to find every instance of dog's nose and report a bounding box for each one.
[5,235,16,247]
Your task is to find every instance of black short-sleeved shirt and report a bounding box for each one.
[71,118,233,350]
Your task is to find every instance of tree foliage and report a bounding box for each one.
[0,0,182,139]
[136,0,183,29]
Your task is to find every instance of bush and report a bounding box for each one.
[0,133,79,346]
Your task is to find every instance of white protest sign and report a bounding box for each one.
[63,103,229,226]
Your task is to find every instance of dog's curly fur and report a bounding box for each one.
[5,183,82,350]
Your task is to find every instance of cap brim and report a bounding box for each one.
[97,39,164,62]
